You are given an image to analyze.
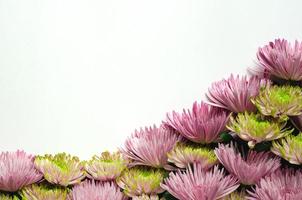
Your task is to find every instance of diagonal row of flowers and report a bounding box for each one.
[2,38,302,199]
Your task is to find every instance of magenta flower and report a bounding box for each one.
[256,39,302,81]
[247,169,302,200]
[120,125,180,168]
[0,150,42,192]
[70,180,128,200]
[161,164,239,200]
[206,75,268,113]
[165,101,229,144]
[214,143,280,185]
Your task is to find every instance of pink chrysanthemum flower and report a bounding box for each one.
[161,164,239,200]
[0,150,42,192]
[247,169,302,200]
[70,180,127,200]
[120,125,180,168]
[206,75,268,113]
[84,151,128,181]
[256,39,302,81]
[167,142,218,170]
[214,143,280,185]
[165,101,229,144]
[34,153,85,186]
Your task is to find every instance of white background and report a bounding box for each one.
[1,0,302,159]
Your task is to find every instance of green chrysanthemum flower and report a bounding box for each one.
[223,191,246,200]
[271,134,302,165]
[132,194,160,200]
[251,85,302,120]
[167,143,218,169]
[84,151,128,181]
[21,184,69,200]
[116,167,165,197]
[34,153,85,186]
[0,194,19,200]
[227,112,293,148]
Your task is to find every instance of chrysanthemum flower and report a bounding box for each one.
[21,184,69,200]
[0,151,42,192]
[120,125,180,168]
[132,194,160,200]
[256,39,302,81]
[214,143,280,185]
[223,191,246,200]
[165,101,229,144]
[161,164,239,200]
[251,85,302,120]
[271,133,302,165]
[227,112,293,148]
[206,75,268,113]
[247,169,302,200]
[167,142,218,170]
[116,167,165,197]
[34,153,85,186]
[84,151,128,181]
[70,180,127,200]
[0,194,19,200]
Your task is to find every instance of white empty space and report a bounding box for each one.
[1,0,302,159]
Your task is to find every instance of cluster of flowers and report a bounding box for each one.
[2,38,302,200]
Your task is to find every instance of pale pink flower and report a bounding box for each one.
[255,39,302,81]
[247,169,302,200]
[120,125,180,168]
[161,164,239,200]
[214,143,280,185]
[165,101,229,144]
[70,180,128,200]
[206,75,268,113]
[0,150,42,192]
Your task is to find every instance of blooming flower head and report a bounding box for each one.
[0,194,19,200]
[116,167,165,197]
[34,153,85,186]
[256,39,302,81]
[247,169,302,200]
[251,85,302,120]
[271,133,302,165]
[167,142,218,170]
[120,125,180,168]
[84,151,128,181]
[214,143,280,185]
[70,180,127,200]
[206,75,268,113]
[0,150,42,192]
[227,112,293,148]
[161,164,239,200]
[21,184,69,200]
[165,101,229,144]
